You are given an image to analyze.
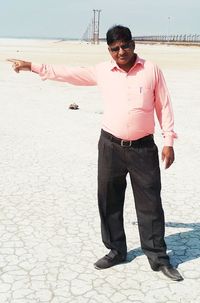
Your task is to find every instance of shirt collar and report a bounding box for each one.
[110,54,144,71]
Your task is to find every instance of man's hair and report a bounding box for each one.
[106,25,132,45]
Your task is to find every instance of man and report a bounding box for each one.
[8,25,183,281]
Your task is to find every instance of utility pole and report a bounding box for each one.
[167,16,171,42]
[92,9,101,44]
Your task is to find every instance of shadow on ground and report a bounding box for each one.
[127,222,200,267]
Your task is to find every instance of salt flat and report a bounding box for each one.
[0,39,200,302]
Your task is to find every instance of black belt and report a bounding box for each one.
[101,129,153,147]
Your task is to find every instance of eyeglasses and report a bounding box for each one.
[109,42,132,53]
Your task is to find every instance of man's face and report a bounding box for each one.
[108,40,135,70]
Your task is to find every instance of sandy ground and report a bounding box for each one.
[0,39,200,302]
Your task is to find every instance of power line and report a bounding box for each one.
[82,9,101,44]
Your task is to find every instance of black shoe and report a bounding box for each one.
[159,265,184,281]
[94,251,126,270]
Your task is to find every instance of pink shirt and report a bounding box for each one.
[31,55,177,146]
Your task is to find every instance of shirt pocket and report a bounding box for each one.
[132,86,154,110]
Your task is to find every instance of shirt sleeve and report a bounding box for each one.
[154,66,177,146]
[31,64,97,86]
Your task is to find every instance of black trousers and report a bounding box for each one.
[97,129,170,267]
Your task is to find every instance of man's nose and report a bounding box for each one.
[118,47,125,55]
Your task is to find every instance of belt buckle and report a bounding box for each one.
[120,139,132,147]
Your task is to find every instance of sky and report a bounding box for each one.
[0,0,199,39]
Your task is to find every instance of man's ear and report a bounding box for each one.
[108,46,112,54]
[131,40,135,51]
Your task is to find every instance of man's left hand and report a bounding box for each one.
[162,146,175,169]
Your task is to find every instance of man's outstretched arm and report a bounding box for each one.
[7,58,97,86]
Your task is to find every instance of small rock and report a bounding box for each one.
[69,103,79,110]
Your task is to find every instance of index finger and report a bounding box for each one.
[6,58,19,63]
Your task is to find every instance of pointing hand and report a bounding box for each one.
[7,58,31,73]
